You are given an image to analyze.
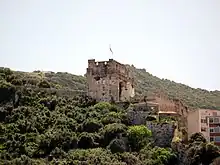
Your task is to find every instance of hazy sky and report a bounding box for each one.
[0,0,220,91]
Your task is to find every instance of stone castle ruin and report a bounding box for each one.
[86,58,188,150]
[86,58,188,132]
[86,59,135,102]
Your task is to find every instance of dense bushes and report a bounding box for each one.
[127,125,152,151]
[139,145,178,165]
[0,88,182,164]
[107,138,127,153]
[0,80,16,103]
[186,133,220,165]
[129,66,220,110]
[1,67,220,164]
[37,80,51,88]
[0,67,13,76]
[0,87,220,164]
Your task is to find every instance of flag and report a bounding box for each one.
[109,44,113,54]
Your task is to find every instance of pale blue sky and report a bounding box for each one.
[0,0,220,90]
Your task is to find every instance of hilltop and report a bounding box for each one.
[1,65,220,110]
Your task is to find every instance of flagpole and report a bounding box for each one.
[109,44,113,59]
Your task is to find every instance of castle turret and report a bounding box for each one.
[86,59,135,102]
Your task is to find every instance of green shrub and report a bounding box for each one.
[50,147,67,159]
[0,68,13,76]
[107,138,127,153]
[101,112,123,125]
[11,79,23,86]
[78,132,98,149]
[37,80,51,88]
[0,80,16,103]
[0,80,15,89]
[94,102,112,110]
[186,132,220,165]
[188,132,207,144]
[127,125,152,151]
[119,152,142,165]
[80,119,103,133]
[100,123,127,147]
[139,146,177,165]
[0,73,5,80]
[23,77,39,86]
[66,148,123,164]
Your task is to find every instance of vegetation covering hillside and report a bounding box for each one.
[129,66,220,110]
[1,65,220,110]
[0,67,220,165]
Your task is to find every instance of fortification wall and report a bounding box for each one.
[146,121,176,147]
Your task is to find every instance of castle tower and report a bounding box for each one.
[86,59,135,102]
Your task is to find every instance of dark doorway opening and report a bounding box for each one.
[119,82,123,100]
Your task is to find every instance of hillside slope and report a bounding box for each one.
[1,67,220,165]
[1,66,220,110]
[128,66,220,110]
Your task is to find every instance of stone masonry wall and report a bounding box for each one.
[126,103,157,125]
[126,103,176,148]
[127,110,150,125]
[86,59,134,102]
[146,121,176,147]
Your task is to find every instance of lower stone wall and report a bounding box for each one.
[127,110,149,125]
[126,103,156,125]
[146,121,176,147]
[126,104,177,148]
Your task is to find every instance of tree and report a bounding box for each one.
[139,145,177,165]
[100,123,127,147]
[37,80,50,88]
[81,119,103,133]
[107,138,127,153]
[127,125,152,151]
[187,133,220,165]
[78,132,98,149]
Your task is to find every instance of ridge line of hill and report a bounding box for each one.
[0,66,220,110]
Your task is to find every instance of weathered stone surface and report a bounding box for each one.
[146,121,176,147]
[126,103,157,125]
[127,110,149,125]
[86,59,134,102]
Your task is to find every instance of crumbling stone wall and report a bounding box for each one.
[126,103,158,125]
[86,59,134,102]
[154,96,188,137]
[127,110,149,125]
[146,121,176,147]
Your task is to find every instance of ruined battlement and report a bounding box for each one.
[86,59,135,102]
[87,59,130,79]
